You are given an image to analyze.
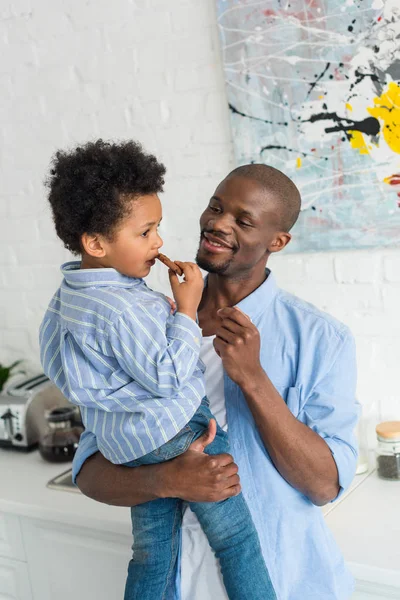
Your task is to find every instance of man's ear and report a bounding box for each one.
[81,232,107,258]
[268,232,291,254]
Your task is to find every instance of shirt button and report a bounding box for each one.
[194,337,199,344]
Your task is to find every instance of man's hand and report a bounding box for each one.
[214,307,263,387]
[160,419,241,502]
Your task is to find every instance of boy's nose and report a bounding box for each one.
[156,233,163,248]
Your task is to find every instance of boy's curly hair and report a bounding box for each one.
[45,139,166,254]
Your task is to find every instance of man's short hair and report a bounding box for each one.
[227,164,301,232]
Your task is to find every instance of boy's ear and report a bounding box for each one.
[81,233,107,258]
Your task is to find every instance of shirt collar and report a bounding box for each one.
[235,269,278,320]
[203,268,278,320]
[61,261,144,289]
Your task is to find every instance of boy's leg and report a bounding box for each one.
[124,496,183,600]
[188,404,277,600]
[124,425,196,600]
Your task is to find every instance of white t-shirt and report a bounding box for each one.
[180,336,229,600]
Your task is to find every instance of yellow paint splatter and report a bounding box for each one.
[368,81,400,154]
[296,157,302,168]
[345,103,353,111]
[347,130,369,155]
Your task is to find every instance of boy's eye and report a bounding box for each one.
[141,230,150,237]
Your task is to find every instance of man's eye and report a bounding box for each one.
[209,205,220,213]
[238,220,251,227]
[141,230,149,237]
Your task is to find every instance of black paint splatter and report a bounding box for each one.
[260,145,329,161]
[349,68,380,92]
[229,103,288,127]
[307,62,331,98]
[300,111,380,140]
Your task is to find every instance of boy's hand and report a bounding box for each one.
[168,261,204,321]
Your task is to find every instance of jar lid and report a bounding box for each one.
[376,421,400,441]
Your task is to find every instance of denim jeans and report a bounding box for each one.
[123,398,276,600]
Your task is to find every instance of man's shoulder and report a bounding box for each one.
[275,288,351,342]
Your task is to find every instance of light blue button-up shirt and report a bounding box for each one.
[39,261,205,464]
[72,271,359,600]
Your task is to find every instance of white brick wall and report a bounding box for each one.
[1,0,399,446]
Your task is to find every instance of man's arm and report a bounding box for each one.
[240,374,341,505]
[76,421,242,506]
[215,308,358,506]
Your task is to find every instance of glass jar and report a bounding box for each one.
[375,421,400,481]
[39,406,83,463]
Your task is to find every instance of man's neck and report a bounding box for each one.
[204,263,268,307]
[198,263,269,335]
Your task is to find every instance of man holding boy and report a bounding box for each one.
[73,159,359,600]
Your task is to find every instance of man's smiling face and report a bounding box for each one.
[196,175,289,278]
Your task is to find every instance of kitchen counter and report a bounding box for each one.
[325,469,400,590]
[0,447,131,536]
[1,447,399,597]
[0,446,367,530]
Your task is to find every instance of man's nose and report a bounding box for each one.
[208,213,232,233]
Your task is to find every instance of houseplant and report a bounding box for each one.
[0,361,24,393]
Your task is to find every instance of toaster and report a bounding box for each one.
[0,374,72,449]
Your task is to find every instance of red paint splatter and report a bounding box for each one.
[377,16,382,22]
[386,174,400,186]
[262,9,276,17]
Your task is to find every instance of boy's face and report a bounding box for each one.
[99,194,163,278]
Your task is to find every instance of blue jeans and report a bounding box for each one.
[123,398,276,600]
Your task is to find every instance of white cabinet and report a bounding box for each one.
[0,512,31,600]
[353,581,400,599]
[0,513,25,561]
[21,518,132,600]
[0,557,32,600]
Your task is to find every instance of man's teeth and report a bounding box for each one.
[208,240,223,247]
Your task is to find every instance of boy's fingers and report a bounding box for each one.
[168,269,180,290]
[189,418,217,453]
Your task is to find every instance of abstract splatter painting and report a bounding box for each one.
[216,0,400,252]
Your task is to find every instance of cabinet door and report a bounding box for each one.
[0,513,25,561]
[22,518,132,600]
[0,556,32,600]
[353,582,400,599]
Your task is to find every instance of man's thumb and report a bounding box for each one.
[190,418,217,453]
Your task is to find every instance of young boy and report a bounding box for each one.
[39,139,276,600]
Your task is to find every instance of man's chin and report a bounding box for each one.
[195,252,231,275]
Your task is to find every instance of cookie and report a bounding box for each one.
[156,253,183,276]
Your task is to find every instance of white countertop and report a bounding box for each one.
[0,445,365,529]
[325,469,400,588]
[0,447,131,537]
[1,446,399,589]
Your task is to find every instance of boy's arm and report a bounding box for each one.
[110,303,203,398]
[110,262,204,398]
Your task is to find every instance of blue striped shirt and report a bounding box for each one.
[39,261,205,464]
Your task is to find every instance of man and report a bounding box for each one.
[73,164,359,600]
